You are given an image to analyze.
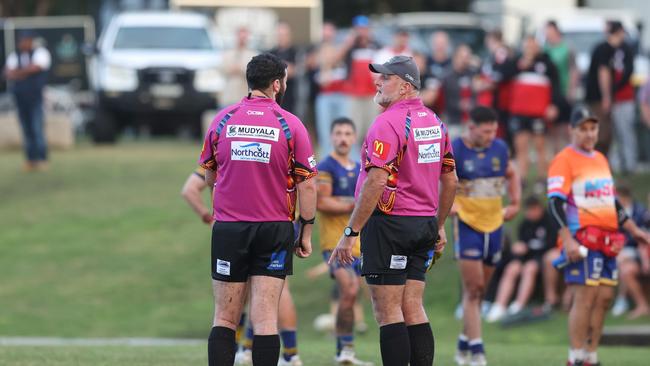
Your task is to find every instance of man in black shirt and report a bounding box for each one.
[585,20,635,166]
[270,22,298,114]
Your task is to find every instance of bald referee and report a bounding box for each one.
[330,56,458,366]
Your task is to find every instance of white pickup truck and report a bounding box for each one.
[89,11,223,142]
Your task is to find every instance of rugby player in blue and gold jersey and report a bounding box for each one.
[452,106,521,366]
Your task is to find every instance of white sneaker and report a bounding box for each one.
[335,347,374,365]
[469,352,487,366]
[507,302,523,315]
[611,297,630,317]
[235,349,252,365]
[278,355,303,366]
[486,304,506,323]
[454,350,471,365]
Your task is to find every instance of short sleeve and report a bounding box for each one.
[33,48,51,69]
[198,128,217,171]
[292,122,317,183]
[316,160,333,185]
[364,119,400,173]
[5,53,17,70]
[440,123,456,174]
[547,154,572,199]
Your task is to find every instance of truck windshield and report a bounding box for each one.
[113,26,214,50]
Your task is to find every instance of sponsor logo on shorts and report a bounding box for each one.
[372,140,390,160]
[418,143,441,163]
[462,249,481,258]
[308,155,317,168]
[414,126,441,141]
[216,259,231,276]
[547,176,565,190]
[389,255,407,270]
[231,141,272,163]
[267,250,287,270]
[226,125,279,141]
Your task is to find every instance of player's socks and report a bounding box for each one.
[469,338,485,355]
[252,334,280,366]
[457,333,470,352]
[208,326,236,366]
[585,351,598,365]
[235,313,247,344]
[568,348,585,364]
[280,329,298,361]
[379,322,410,366]
[407,322,434,366]
[336,334,354,356]
[242,324,254,350]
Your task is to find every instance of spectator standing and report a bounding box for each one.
[221,27,258,106]
[585,21,636,173]
[544,20,579,151]
[4,30,51,171]
[507,35,561,189]
[482,30,514,143]
[638,76,650,161]
[270,22,299,114]
[311,22,349,158]
[421,31,452,113]
[339,15,381,146]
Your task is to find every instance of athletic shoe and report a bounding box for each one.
[567,362,584,366]
[454,350,471,365]
[278,355,303,366]
[335,347,374,366]
[507,302,523,315]
[611,297,629,317]
[235,349,252,365]
[469,352,487,366]
[485,304,506,323]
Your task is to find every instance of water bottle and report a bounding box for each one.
[552,246,589,269]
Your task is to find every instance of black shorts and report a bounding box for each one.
[361,212,439,285]
[509,115,547,135]
[211,221,294,282]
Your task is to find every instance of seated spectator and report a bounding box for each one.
[487,196,557,322]
[611,185,650,319]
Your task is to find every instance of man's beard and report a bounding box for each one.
[275,84,286,105]
[373,91,390,107]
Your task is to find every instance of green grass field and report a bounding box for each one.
[1,141,649,365]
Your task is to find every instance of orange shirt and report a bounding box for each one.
[547,146,618,235]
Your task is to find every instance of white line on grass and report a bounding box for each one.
[0,337,203,347]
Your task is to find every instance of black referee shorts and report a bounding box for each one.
[211,221,294,282]
[361,212,439,285]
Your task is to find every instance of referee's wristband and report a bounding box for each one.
[299,216,315,225]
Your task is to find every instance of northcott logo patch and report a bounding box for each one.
[372,140,390,160]
[226,125,279,141]
[231,141,272,163]
[418,143,441,163]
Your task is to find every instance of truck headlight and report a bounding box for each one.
[101,64,138,92]
[194,68,224,93]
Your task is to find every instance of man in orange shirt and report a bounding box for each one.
[547,106,650,366]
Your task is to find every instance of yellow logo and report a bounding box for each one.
[374,141,384,155]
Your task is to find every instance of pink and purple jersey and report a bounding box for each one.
[199,97,317,222]
[355,98,455,216]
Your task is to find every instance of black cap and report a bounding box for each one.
[369,55,421,89]
[570,105,598,127]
